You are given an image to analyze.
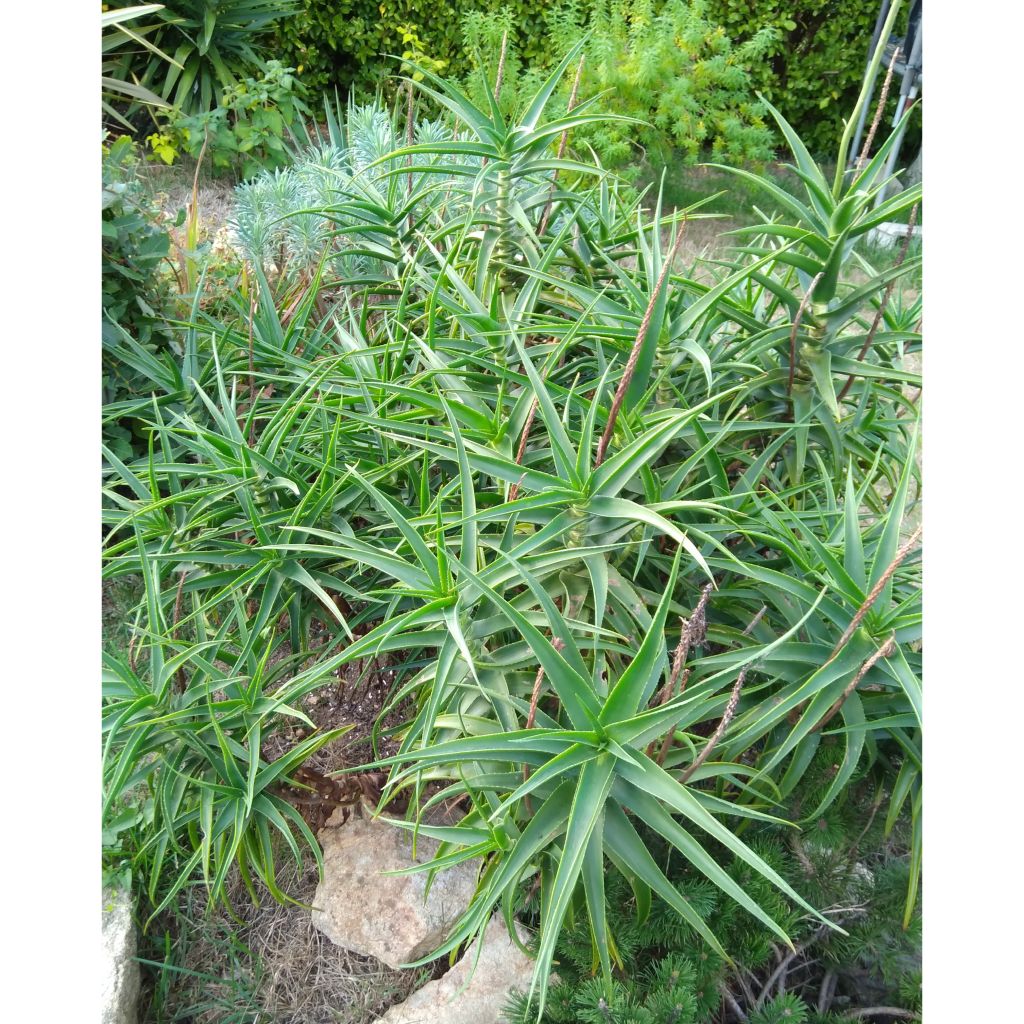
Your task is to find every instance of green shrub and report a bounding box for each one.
[272,1,895,159]
[462,1,777,175]
[159,60,311,179]
[102,134,178,450]
[105,0,297,118]
[102,137,174,337]
[704,0,915,155]
[271,0,563,98]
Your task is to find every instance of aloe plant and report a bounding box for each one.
[103,36,922,1018]
[368,551,841,1014]
[707,1,919,451]
[102,535,351,918]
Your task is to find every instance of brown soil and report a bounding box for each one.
[261,643,411,776]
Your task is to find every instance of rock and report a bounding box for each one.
[377,914,537,1024]
[311,812,480,969]
[867,220,922,250]
[102,887,140,1024]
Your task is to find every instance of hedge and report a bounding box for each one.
[703,1,914,155]
[271,1,557,97]
[273,1,915,157]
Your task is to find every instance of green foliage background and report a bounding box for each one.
[273,0,907,155]
[702,0,913,155]
[102,137,176,409]
[460,1,778,172]
[271,0,555,97]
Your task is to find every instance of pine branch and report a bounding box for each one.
[839,1009,919,1021]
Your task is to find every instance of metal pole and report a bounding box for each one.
[849,0,894,169]
[876,18,922,206]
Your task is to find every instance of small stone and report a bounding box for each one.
[102,887,140,1024]
[311,812,480,969]
[866,220,922,250]
[377,914,538,1024]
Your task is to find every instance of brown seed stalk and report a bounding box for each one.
[653,669,691,767]
[813,635,897,732]
[826,524,921,666]
[507,402,539,504]
[494,30,509,104]
[679,666,748,785]
[743,604,768,635]
[836,203,920,403]
[645,582,713,761]
[856,47,901,171]
[646,618,690,760]
[508,344,563,502]
[595,228,687,468]
[538,55,586,238]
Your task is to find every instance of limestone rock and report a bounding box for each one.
[377,914,537,1024]
[311,812,479,969]
[102,887,140,1024]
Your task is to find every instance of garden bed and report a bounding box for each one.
[103,10,923,1022]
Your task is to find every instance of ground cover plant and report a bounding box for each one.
[102,7,922,1019]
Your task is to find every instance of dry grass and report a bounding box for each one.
[229,868,425,1024]
[142,862,430,1024]
[141,161,238,240]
